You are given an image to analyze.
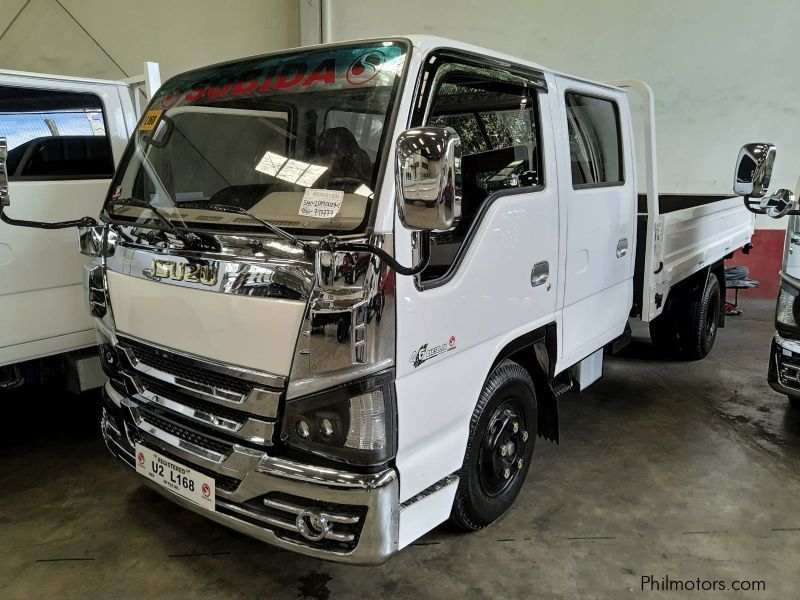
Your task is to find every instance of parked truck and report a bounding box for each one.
[0,64,159,391]
[0,37,761,563]
[737,156,800,407]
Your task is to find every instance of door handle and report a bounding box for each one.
[531,261,549,288]
[616,238,628,258]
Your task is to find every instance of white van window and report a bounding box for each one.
[565,92,623,188]
[0,85,113,180]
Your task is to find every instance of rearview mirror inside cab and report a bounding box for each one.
[395,126,462,232]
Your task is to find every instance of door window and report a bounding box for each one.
[0,85,113,180]
[565,92,623,188]
[421,65,543,282]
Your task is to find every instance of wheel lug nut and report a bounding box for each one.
[503,468,511,479]
[517,459,523,470]
[512,422,519,433]
[522,431,529,442]
[499,446,507,457]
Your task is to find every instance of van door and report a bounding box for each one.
[553,78,635,367]
[0,78,129,365]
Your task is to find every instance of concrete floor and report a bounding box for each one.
[2,299,800,599]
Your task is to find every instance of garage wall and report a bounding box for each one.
[320,0,799,199]
[0,0,299,82]
[316,0,800,296]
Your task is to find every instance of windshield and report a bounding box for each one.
[104,41,408,235]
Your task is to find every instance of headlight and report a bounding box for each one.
[281,370,396,467]
[776,285,799,327]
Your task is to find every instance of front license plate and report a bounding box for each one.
[135,443,215,510]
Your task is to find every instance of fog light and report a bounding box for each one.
[296,509,331,542]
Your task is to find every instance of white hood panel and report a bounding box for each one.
[107,271,305,375]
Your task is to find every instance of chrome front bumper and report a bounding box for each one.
[101,381,400,564]
[768,334,800,399]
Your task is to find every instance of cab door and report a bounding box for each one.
[0,76,128,364]
[552,77,635,366]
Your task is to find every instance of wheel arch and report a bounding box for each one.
[487,322,560,443]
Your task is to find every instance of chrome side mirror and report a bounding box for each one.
[395,126,461,231]
[733,142,775,198]
[0,137,10,208]
[761,188,796,219]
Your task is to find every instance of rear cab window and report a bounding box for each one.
[565,92,623,188]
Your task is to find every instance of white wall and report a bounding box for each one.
[0,0,299,82]
[321,0,800,229]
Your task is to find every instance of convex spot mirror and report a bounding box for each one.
[395,126,462,232]
[734,142,775,198]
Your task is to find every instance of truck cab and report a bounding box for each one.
[0,36,759,563]
[0,66,158,389]
[766,177,800,407]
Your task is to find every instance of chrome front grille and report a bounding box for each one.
[113,335,285,469]
[137,404,234,457]
[138,438,241,493]
[124,338,254,396]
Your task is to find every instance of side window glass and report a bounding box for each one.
[0,85,113,180]
[565,92,623,187]
[421,66,542,283]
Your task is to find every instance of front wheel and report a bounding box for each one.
[449,360,537,531]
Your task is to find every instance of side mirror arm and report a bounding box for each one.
[0,209,98,230]
[320,231,431,277]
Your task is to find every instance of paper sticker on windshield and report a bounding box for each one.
[299,189,344,219]
[139,109,163,131]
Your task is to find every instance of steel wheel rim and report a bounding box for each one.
[477,399,528,497]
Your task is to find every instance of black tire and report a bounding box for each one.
[449,360,537,531]
[650,275,721,361]
[679,275,721,360]
[789,396,800,410]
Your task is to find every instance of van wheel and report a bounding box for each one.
[789,396,800,410]
[449,360,537,531]
[679,275,721,360]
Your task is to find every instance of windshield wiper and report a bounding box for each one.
[177,200,314,258]
[105,197,210,248]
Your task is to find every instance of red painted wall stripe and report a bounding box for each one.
[728,229,785,300]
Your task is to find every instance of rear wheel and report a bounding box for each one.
[649,274,721,360]
[680,274,721,360]
[449,360,537,531]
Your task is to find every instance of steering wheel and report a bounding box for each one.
[323,177,366,191]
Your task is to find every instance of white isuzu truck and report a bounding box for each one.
[0,37,761,563]
[0,65,159,391]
